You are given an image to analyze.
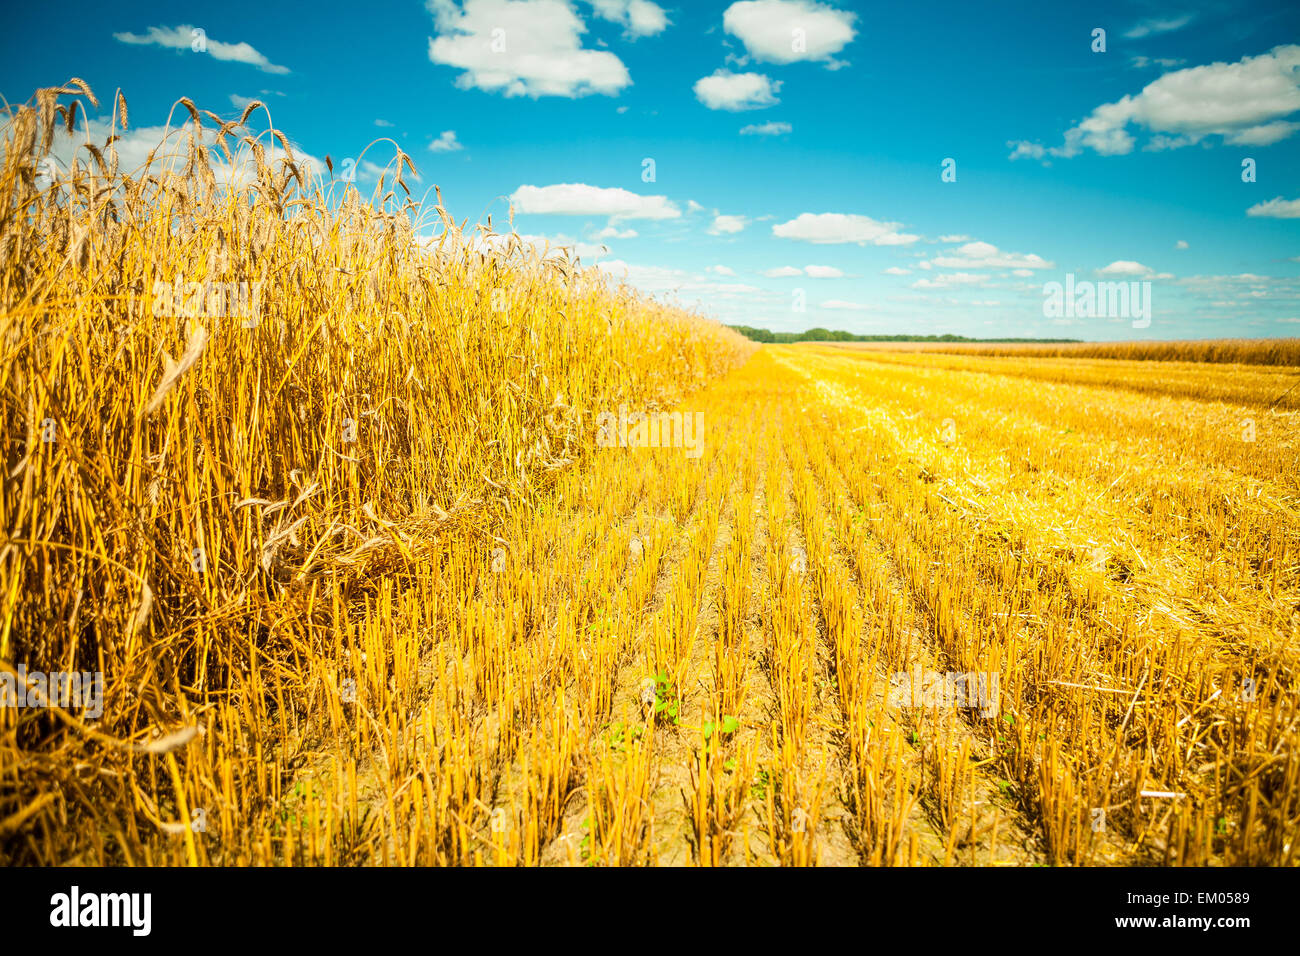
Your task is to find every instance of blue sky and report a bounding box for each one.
[3,0,1299,339]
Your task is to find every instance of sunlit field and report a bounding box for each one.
[2,83,1297,868]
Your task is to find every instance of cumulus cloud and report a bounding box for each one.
[585,0,669,37]
[428,130,463,152]
[1098,260,1154,275]
[803,264,844,277]
[723,1,856,68]
[882,266,911,275]
[693,70,780,110]
[772,212,919,246]
[708,214,748,234]
[1009,45,1300,159]
[1096,260,1174,278]
[762,266,804,277]
[510,183,680,219]
[930,240,1054,270]
[1247,196,1300,218]
[707,264,737,276]
[1175,239,1189,249]
[740,121,792,135]
[427,0,630,98]
[595,226,638,238]
[115,24,290,73]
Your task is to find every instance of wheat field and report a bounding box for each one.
[2,84,1298,867]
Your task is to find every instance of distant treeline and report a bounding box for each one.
[728,325,1081,344]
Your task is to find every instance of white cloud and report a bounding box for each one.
[1224,121,1300,145]
[426,0,630,98]
[115,24,290,73]
[723,1,856,68]
[693,70,780,111]
[707,264,737,276]
[1131,55,1186,70]
[740,121,792,135]
[1247,196,1300,218]
[510,183,680,219]
[428,130,463,152]
[930,240,1054,270]
[1124,14,1194,39]
[820,299,874,310]
[375,118,395,127]
[595,226,638,238]
[772,212,919,245]
[763,266,804,277]
[1098,260,1153,275]
[32,117,323,191]
[938,234,971,242]
[911,273,989,289]
[1096,260,1174,279]
[803,264,844,278]
[708,214,749,235]
[586,0,669,37]
[359,160,393,182]
[1010,45,1300,158]
[882,266,911,275]
[1175,239,1189,249]
[1007,141,1048,160]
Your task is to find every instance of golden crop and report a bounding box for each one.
[1,83,1296,866]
